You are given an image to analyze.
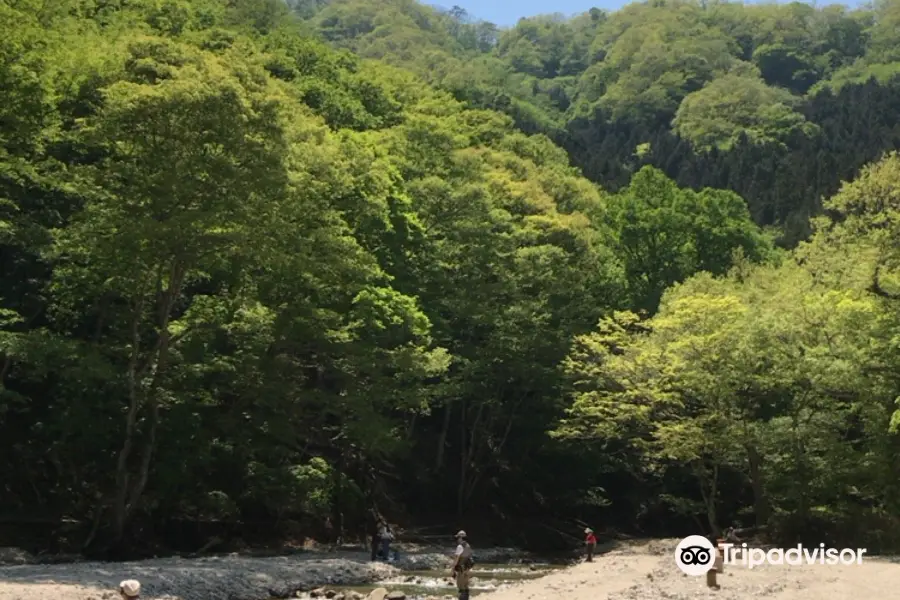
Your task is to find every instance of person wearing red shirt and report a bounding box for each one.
[584,528,597,562]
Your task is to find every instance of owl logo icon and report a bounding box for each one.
[675,535,716,576]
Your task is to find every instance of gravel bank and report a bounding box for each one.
[0,545,532,600]
[0,554,397,600]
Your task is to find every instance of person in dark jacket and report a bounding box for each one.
[379,521,394,561]
[370,515,382,561]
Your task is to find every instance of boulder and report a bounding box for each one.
[386,592,406,600]
[0,547,33,565]
[366,587,389,600]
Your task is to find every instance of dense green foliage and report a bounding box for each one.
[303,0,900,244]
[2,0,900,556]
[557,153,900,551]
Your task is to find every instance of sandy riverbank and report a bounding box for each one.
[483,539,900,600]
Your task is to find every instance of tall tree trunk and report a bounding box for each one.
[457,398,467,516]
[792,413,809,521]
[0,354,11,383]
[460,401,486,507]
[111,262,185,544]
[112,293,147,544]
[697,462,720,536]
[746,444,770,527]
[707,465,719,536]
[435,403,452,470]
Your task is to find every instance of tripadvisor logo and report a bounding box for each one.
[723,542,867,569]
[675,535,868,575]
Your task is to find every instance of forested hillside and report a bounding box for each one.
[1,0,900,558]
[302,0,900,243]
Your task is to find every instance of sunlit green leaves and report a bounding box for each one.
[607,165,772,311]
[674,66,817,151]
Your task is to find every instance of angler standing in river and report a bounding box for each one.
[379,520,394,561]
[370,513,381,561]
[449,529,474,600]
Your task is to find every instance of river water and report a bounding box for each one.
[324,562,565,599]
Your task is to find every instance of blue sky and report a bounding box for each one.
[440,0,868,27]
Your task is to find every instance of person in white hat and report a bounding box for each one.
[449,530,473,600]
[118,580,140,599]
[584,527,597,562]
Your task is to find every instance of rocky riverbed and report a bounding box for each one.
[0,545,541,600]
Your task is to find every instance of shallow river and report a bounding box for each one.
[329,562,565,599]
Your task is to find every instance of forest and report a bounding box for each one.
[1,0,900,557]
